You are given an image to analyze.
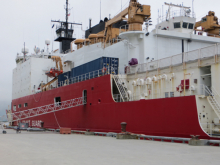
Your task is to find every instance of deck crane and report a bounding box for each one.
[194,11,220,37]
[104,0,151,43]
[43,56,63,91]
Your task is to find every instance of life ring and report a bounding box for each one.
[177,84,183,92]
[125,66,130,74]
[102,67,107,73]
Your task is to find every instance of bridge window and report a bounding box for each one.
[18,104,21,108]
[182,22,188,29]
[188,23,194,29]
[24,103,28,107]
[174,22,181,29]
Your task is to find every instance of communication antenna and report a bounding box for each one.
[100,0,101,20]
[192,0,195,17]
[64,0,73,37]
[22,42,29,62]
[121,0,122,11]
[23,42,25,62]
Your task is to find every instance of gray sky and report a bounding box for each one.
[0,0,219,116]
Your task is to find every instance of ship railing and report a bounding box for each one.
[193,31,220,38]
[56,66,117,88]
[211,86,220,98]
[158,10,195,24]
[103,39,123,48]
[73,38,123,50]
[113,94,123,102]
[16,54,56,65]
[119,24,143,34]
[200,123,220,137]
[126,43,220,74]
[113,84,208,103]
[64,49,71,54]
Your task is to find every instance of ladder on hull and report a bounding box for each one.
[205,86,220,119]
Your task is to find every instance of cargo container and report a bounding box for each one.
[71,57,119,78]
[58,57,119,84]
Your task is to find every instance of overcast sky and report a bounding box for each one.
[0,0,219,116]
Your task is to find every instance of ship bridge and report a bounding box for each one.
[155,3,196,33]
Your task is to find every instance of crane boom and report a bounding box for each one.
[51,56,63,71]
[195,11,220,37]
[104,0,151,43]
[105,8,128,28]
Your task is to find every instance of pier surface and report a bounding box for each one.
[0,129,220,165]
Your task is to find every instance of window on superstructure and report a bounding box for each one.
[165,92,169,98]
[174,22,181,28]
[83,90,87,105]
[55,97,61,106]
[170,92,174,97]
[188,23,194,29]
[182,22,188,29]
[24,103,28,107]
[13,105,16,111]
[18,104,21,108]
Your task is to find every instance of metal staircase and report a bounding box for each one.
[205,86,220,119]
[110,67,128,102]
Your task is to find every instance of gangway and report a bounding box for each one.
[6,96,86,122]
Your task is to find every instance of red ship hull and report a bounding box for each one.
[11,75,214,139]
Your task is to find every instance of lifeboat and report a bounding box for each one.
[45,67,63,78]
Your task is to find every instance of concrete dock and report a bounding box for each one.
[0,129,220,165]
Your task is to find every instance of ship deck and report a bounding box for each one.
[1,129,220,165]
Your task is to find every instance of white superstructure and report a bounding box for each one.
[12,53,61,99]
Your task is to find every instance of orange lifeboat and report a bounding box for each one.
[45,67,63,78]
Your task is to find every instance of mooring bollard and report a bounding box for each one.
[121,122,127,132]
[85,129,94,135]
[117,122,138,139]
[189,135,208,146]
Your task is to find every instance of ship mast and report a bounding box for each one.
[51,0,82,53]
[65,0,68,37]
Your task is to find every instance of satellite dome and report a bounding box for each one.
[45,40,50,46]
